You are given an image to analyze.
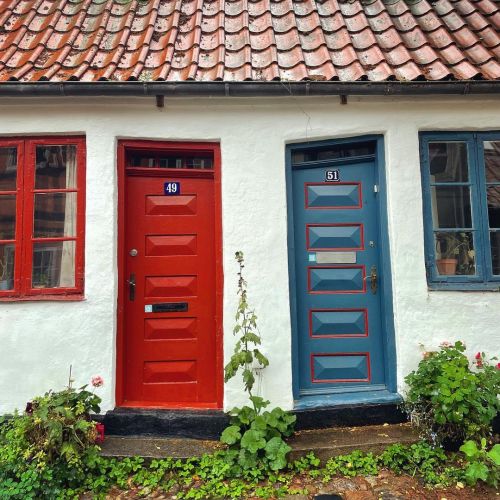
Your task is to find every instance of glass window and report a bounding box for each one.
[0,147,17,190]
[484,141,500,276]
[292,141,375,164]
[0,138,85,299]
[35,145,77,189]
[420,133,500,287]
[127,150,214,169]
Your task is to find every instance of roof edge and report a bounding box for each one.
[0,81,498,97]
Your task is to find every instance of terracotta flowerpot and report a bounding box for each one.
[436,259,458,275]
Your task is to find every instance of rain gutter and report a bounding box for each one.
[0,80,498,97]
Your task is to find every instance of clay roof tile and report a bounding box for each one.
[0,0,497,83]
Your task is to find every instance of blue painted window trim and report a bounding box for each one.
[420,131,500,291]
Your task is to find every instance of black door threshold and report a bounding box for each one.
[295,402,407,431]
[100,400,408,439]
[101,408,229,440]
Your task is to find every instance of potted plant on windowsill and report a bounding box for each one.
[435,232,474,276]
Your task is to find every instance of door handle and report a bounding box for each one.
[370,265,377,295]
[127,273,136,301]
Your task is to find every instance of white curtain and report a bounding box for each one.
[60,146,77,287]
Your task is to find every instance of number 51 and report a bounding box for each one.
[325,170,340,182]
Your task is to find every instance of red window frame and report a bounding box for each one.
[0,136,85,301]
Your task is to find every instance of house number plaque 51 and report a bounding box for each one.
[325,169,340,182]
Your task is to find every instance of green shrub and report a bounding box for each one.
[404,341,500,444]
[221,396,296,471]
[378,441,463,485]
[0,380,104,498]
[459,439,500,488]
[221,252,296,471]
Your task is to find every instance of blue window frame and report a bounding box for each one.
[420,132,500,290]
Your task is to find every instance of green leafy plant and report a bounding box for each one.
[221,252,296,471]
[0,373,104,499]
[459,439,500,487]
[322,450,378,480]
[435,232,474,264]
[222,396,296,470]
[224,251,269,392]
[404,341,500,445]
[377,441,463,485]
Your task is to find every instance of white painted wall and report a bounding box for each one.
[0,95,499,414]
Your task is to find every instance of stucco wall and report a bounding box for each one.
[0,95,499,414]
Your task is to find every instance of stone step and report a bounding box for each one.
[100,423,419,462]
[100,403,406,440]
[288,423,419,462]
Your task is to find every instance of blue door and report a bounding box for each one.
[289,141,395,406]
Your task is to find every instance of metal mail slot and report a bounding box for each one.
[316,251,356,264]
[151,302,188,313]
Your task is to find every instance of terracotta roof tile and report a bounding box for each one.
[0,0,498,83]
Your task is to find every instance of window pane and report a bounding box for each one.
[428,142,468,182]
[291,141,376,164]
[0,194,16,240]
[32,241,75,288]
[0,147,17,191]
[129,153,156,167]
[34,193,77,238]
[434,231,476,276]
[431,186,472,228]
[158,154,213,169]
[490,231,500,275]
[184,156,213,169]
[35,145,77,189]
[483,141,500,183]
[487,186,500,229]
[0,244,15,290]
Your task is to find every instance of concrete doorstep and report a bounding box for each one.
[100,423,419,462]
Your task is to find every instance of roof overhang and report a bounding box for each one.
[0,81,498,98]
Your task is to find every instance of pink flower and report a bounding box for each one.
[476,360,483,368]
[496,363,500,370]
[91,375,104,388]
[440,341,451,348]
[475,352,482,360]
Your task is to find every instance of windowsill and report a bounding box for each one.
[428,283,500,292]
[0,294,85,302]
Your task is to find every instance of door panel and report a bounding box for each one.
[123,173,218,406]
[292,162,386,397]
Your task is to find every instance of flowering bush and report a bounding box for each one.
[404,341,500,446]
[0,377,103,468]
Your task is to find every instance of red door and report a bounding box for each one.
[117,142,222,408]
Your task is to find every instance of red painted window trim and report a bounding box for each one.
[0,136,86,301]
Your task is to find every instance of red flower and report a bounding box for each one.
[496,363,500,370]
[475,352,482,360]
[476,360,483,368]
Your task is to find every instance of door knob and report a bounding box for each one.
[370,265,377,294]
[129,248,138,257]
